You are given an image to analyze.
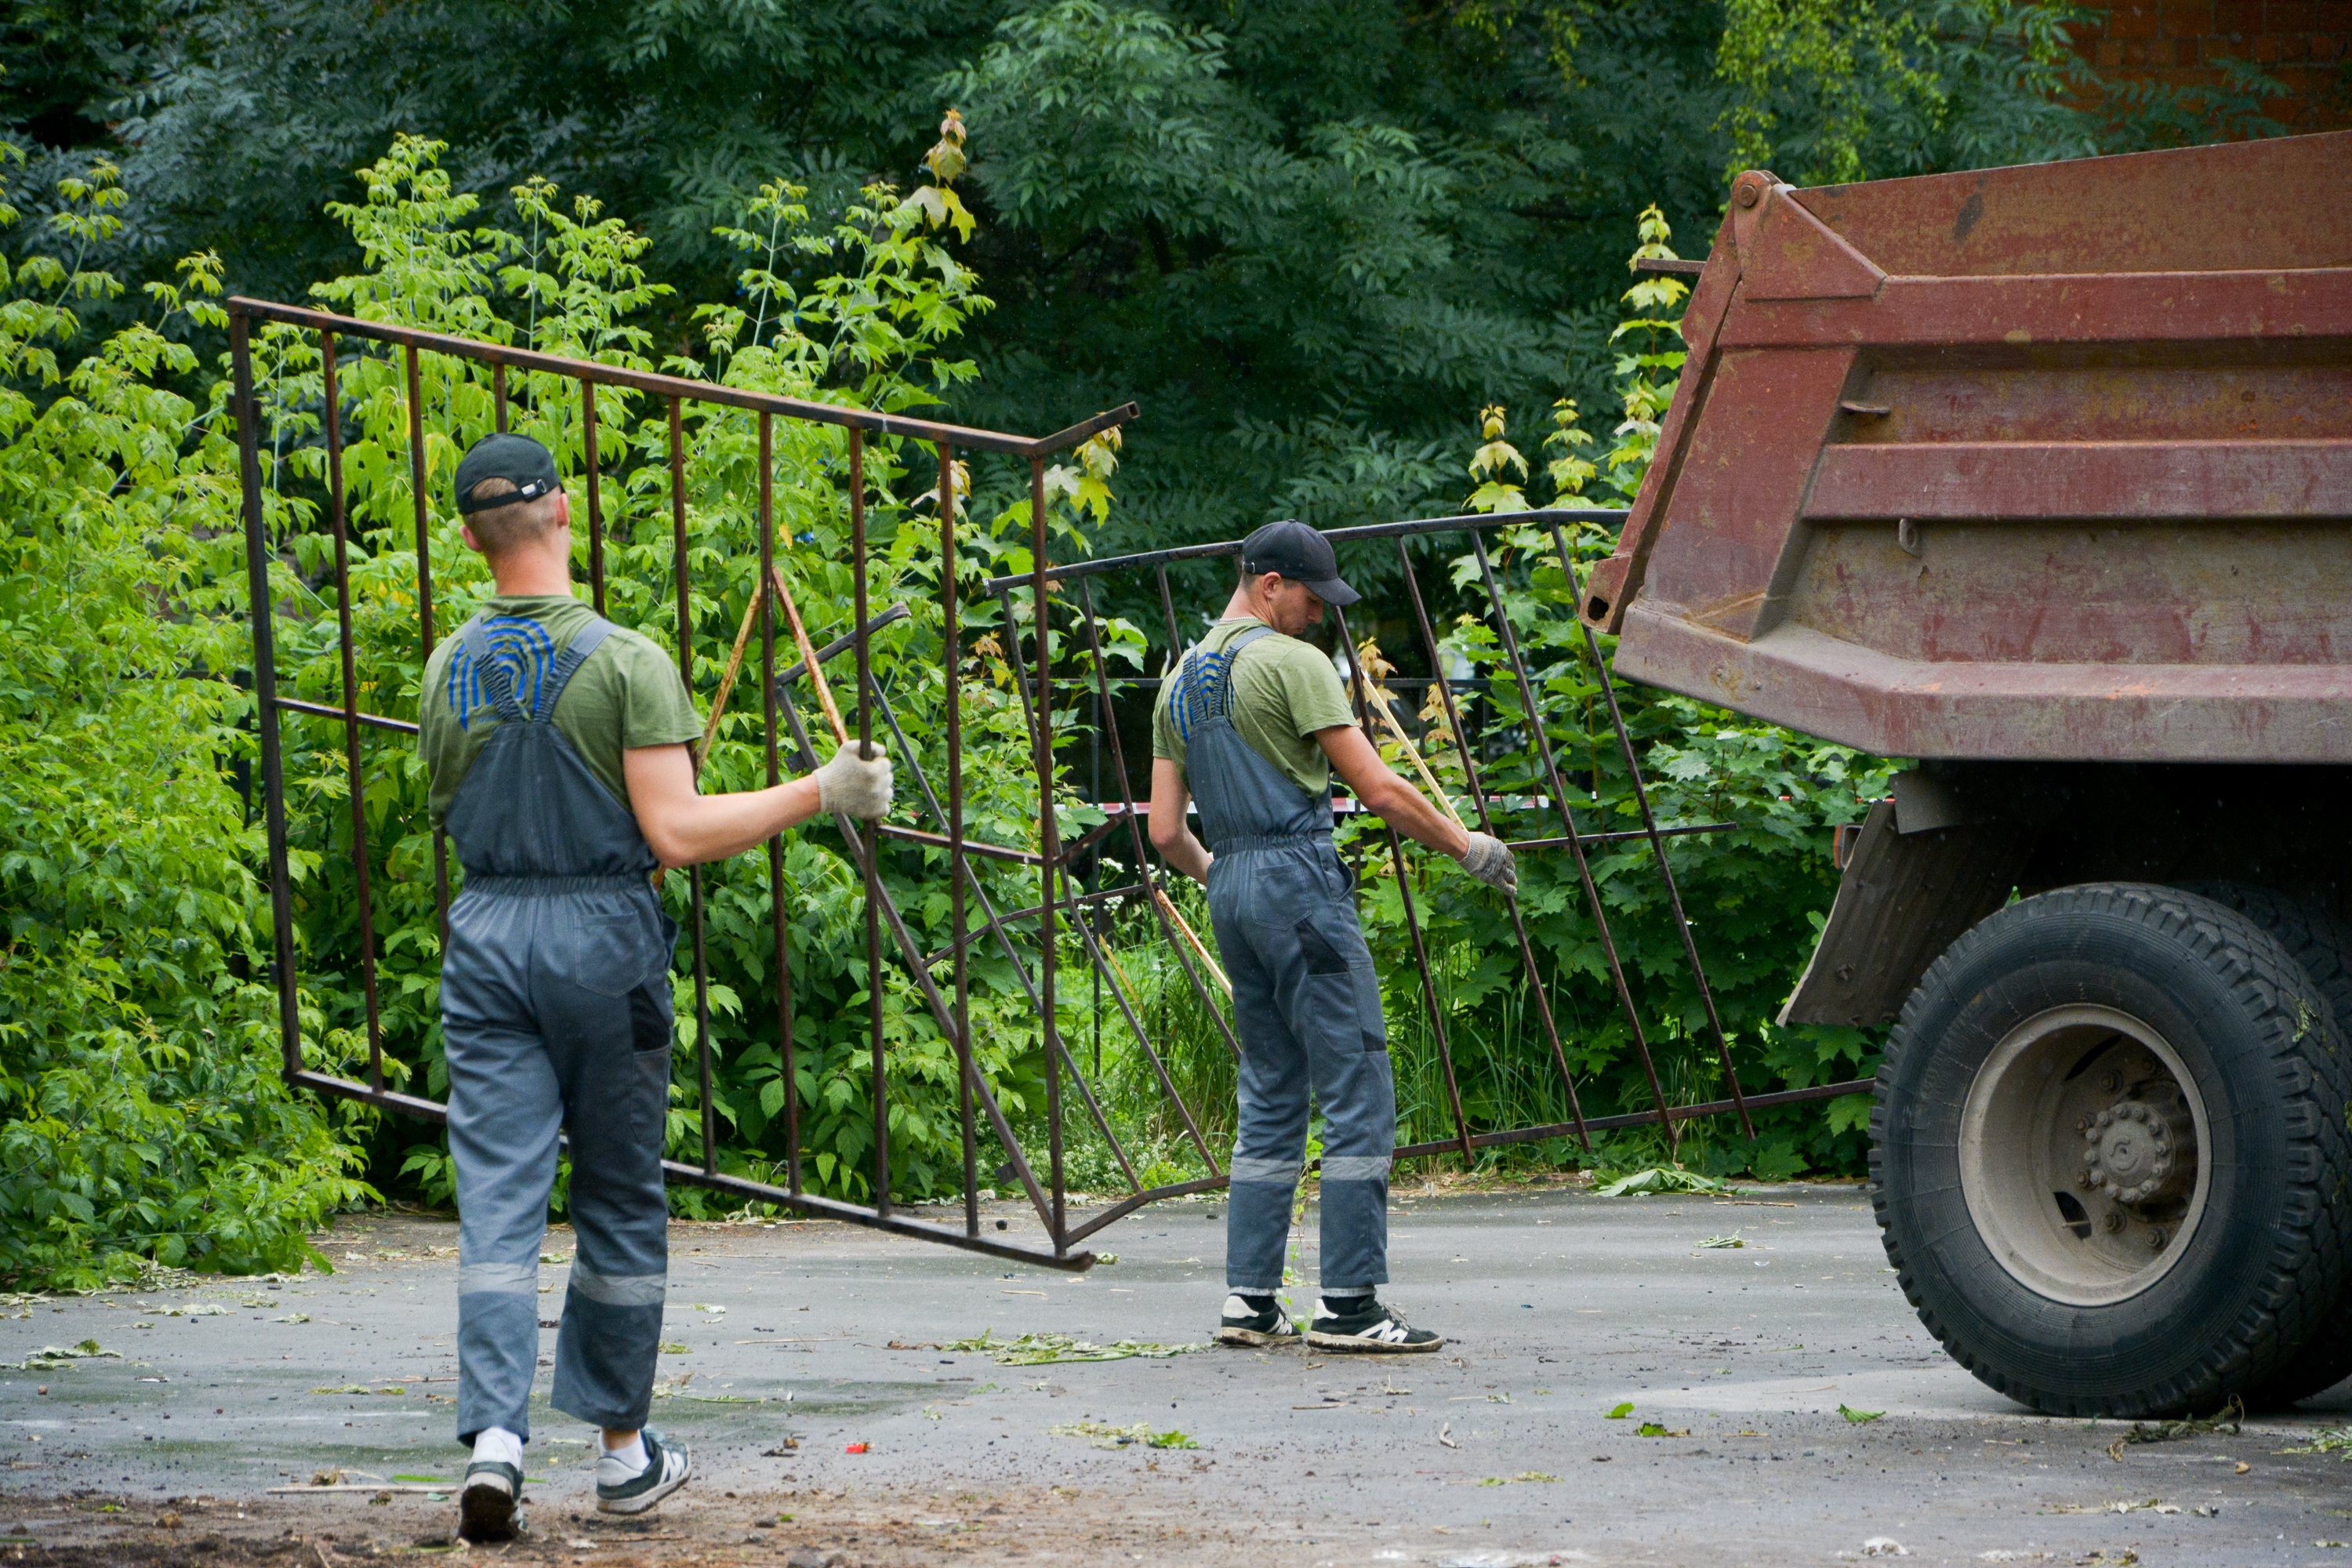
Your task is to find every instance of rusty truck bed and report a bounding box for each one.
[1579,131,2352,763]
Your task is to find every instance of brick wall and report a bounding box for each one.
[2067,2,2351,132]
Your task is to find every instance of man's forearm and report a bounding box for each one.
[1156,825,1214,883]
[1361,775,1471,859]
[645,777,823,868]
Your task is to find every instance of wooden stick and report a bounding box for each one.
[769,564,849,747]
[1366,683,1468,831]
[693,576,768,777]
[1154,884,1232,998]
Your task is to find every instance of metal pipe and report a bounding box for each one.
[225,298,1134,461]
[231,314,305,1080]
[865,681,1140,1192]
[405,342,451,956]
[984,506,1630,595]
[1392,537,1586,1151]
[1469,530,1679,1153]
[1070,575,1247,1070]
[1550,524,1754,1139]
[583,380,606,615]
[1032,458,1065,1249]
[669,397,716,1183]
[1332,603,1475,1167]
[320,332,385,1087]
[773,686,1062,1232]
[940,441,978,1238]
[284,1068,1097,1270]
[851,429,888,1218]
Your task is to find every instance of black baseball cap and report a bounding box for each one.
[454,432,563,515]
[1240,519,1358,607]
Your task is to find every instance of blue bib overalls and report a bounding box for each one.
[437,614,677,1445]
[1174,626,1395,1297]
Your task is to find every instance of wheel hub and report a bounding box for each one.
[1958,1004,2212,1307]
[2082,1097,2191,1205]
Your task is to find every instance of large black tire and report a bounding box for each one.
[2181,882,2352,1407]
[1871,882,2352,1417]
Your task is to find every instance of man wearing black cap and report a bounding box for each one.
[418,434,892,1537]
[1149,520,1517,1353]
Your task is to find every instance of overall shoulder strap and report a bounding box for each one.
[533,616,617,723]
[455,616,528,726]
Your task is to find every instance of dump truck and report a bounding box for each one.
[1581,129,2352,1416]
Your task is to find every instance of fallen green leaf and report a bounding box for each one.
[1635,1422,1690,1438]
[1604,1402,1635,1419]
[1697,1233,1745,1249]
[946,1329,1200,1366]
[1838,1404,1885,1424]
[1592,1167,1733,1198]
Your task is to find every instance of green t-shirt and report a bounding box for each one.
[418,596,703,827]
[1151,617,1358,797]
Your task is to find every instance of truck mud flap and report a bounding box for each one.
[1779,783,2029,1027]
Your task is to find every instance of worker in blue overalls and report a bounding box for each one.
[1148,520,1518,1352]
[418,434,892,1538]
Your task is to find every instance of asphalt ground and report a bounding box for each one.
[5,1179,2350,1566]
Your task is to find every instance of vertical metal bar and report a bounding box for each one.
[670,397,717,1171]
[492,361,508,434]
[756,415,797,1193]
[1394,538,1588,1150]
[942,442,979,1240]
[851,429,888,1217]
[1071,579,1229,1173]
[1331,604,1475,1167]
[232,314,304,1079]
[405,343,450,955]
[583,380,607,616]
[1073,577,1245,1064]
[1151,564,1185,655]
[1471,531,1676,1152]
[321,333,385,1088]
[994,587,1037,734]
[1548,525,1752,1138]
[776,685,1059,1230]
[869,679,1152,1189]
[1031,459,1064,1247]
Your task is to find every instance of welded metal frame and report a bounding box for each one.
[233,299,1867,1276]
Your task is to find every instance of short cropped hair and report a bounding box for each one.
[463,477,562,554]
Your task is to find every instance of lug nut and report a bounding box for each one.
[2103,1210,2125,1233]
[2147,1227,2169,1250]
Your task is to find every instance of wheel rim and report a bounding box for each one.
[1957,1004,2212,1308]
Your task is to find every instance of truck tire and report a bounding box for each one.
[2179,882,2352,1408]
[1871,882,2352,1417]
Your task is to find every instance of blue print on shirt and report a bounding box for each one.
[1169,648,1236,741]
[448,616,558,730]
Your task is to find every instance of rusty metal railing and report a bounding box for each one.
[231,301,1868,1274]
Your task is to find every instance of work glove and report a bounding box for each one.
[1458,831,1518,895]
[815,739,894,820]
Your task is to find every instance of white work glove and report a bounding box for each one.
[1458,831,1518,895]
[815,739,893,820]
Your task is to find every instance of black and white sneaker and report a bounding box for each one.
[1307,1295,1444,1353]
[596,1429,691,1515]
[1215,1292,1300,1347]
[458,1459,524,1542]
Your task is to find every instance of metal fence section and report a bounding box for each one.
[230,299,1870,1275]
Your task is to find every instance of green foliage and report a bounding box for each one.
[0,147,372,1287]
[8,0,2278,595]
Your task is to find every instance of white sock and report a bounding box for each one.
[472,1426,524,1470]
[599,1434,648,1478]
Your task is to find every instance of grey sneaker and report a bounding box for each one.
[596,1429,691,1515]
[458,1459,524,1541]
[1306,1295,1444,1353]
[1215,1292,1300,1347]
